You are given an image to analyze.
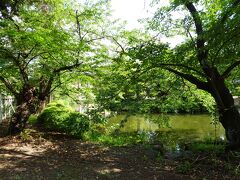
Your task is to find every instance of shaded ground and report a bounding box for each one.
[0,127,239,179]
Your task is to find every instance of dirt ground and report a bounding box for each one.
[0,128,239,180]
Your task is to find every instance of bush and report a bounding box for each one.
[37,101,90,138]
[28,114,38,125]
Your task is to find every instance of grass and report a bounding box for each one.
[84,131,151,146]
[188,140,225,154]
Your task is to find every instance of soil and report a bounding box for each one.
[0,126,239,179]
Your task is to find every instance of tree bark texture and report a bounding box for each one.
[8,86,41,134]
[208,72,240,149]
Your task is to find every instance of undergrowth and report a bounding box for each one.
[37,101,90,138]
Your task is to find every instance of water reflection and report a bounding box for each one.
[109,114,225,149]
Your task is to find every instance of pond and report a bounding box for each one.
[109,114,225,150]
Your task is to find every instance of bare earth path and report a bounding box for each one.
[0,129,237,179]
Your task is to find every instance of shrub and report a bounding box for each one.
[20,129,33,142]
[28,114,38,125]
[64,112,90,137]
[37,101,90,138]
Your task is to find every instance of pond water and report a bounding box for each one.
[109,114,225,150]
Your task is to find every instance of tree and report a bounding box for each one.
[94,29,210,116]
[0,0,111,134]
[127,0,240,149]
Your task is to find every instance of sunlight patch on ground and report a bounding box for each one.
[96,167,122,174]
[2,141,55,155]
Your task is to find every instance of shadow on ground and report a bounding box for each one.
[0,130,187,180]
[0,125,237,180]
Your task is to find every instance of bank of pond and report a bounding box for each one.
[30,101,226,152]
[15,104,240,178]
[87,113,225,151]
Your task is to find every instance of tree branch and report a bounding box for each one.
[185,2,203,37]
[212,29,240,65]
[49,75,75,94]
[54,62,83,74]
[21,44,38,59]
[185,2,210,74]
[12,58,29,84]
[110,36,125,53]
[155,63,206,77]
[84,36,105,43]
[75,10,82,41]
[38,61,83,98]
[24,52,48,69]
[0,76,18,96]
[1,48,29,84]
[43,76,54,98]
[49,81,62,94]
[219,0,240,25]
[221,60,240,79]
[164,67,210,92]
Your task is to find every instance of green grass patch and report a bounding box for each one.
[188,140,225,154]
[84,125,152,146]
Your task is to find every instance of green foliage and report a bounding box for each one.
[20,129,33,142]
[38,101,90,138]
[0,0,115,133]
[93,25,214,114]
[84,125,152,146]
[189,140,225,154]
[111,0,240,122]
[87,109,107,124]
[28,114,38,125]
[96,60,211,114]
[88,123,108,136]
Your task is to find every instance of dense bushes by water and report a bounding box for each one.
[37,101,90,138]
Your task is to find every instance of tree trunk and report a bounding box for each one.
[8,86,39,135]
[36,95,51,114]
[8,102,32,134]
[209,72,240,150]
[219,105,240,150]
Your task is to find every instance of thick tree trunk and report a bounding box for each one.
[36,95,51,114]
[8,86,39,135]
[219,106,240,150]
[8,102,32,134]
[8,86,50,134]
[209,72,240,150]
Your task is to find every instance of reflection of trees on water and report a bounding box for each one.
[110,114,225,146]
[113,114,131,133]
